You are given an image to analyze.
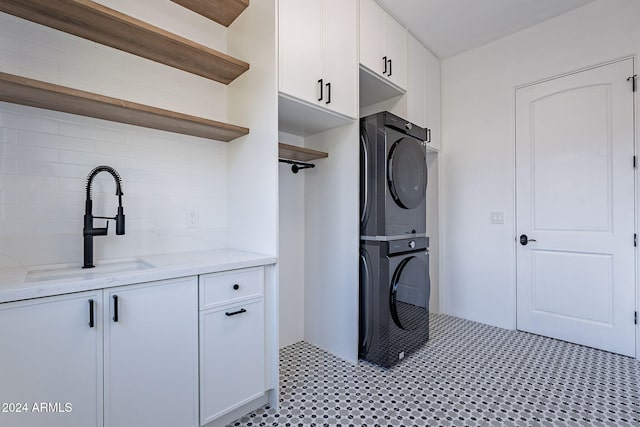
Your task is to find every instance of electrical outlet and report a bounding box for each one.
[186,209,199,228]
[490,211,505,225]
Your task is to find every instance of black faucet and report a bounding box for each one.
[83,165,125,269]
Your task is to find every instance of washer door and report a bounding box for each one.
[389,255,428,331]
[387,137,427,209]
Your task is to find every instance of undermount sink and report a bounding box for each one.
[26,258,155,282]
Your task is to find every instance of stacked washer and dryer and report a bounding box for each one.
[359,111,430,368]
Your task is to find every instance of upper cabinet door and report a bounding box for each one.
[322,0,357,118]
[279,0,323,104]
[406,33,426,128]
[359,0,407,91]
[359,0,385,75]
[424,47,441,150]
[383,13,407,89]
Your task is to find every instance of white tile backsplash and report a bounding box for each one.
[0,103,229,268]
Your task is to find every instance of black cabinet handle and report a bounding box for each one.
[233,283,240,290]
[383,56,387,75]
[113,295,119,322]
[427,128,432,143]
[88,299,94,328]
[326,82,331,104]
[318,79,323,101]
[225,308,247,317]
[388,59,392,77]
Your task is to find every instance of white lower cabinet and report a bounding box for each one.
[0,267,269,427]
[199,269,265,425]
[0,291,103,427]
[103,277,199,427]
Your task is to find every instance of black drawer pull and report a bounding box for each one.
[233,283,240,290]
[88,299,94,328]
[113,295,119,322]
[225,308,247,317]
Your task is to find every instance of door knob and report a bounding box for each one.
[519,234,537,245]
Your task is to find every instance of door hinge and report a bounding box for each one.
[628,74,637,92]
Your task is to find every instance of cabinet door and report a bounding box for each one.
[383,13,407,89]
[0,291,103,427]
[279,0,323,104]
[406,33,426,128]
[359,0,385,75]
[321,0,357,118]
[425,47,441,150]
[200,299,265,424]
[104,277,198,427]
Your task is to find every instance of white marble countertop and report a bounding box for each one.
[0,249,277,304]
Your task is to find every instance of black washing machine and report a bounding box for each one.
[359,236,430,368]
[360,112,429,239]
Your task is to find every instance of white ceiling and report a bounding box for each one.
[376,0,596,58]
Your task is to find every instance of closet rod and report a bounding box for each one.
[279,158,316,174]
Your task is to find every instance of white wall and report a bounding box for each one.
[440,0,640,329]
[277,132,305,348]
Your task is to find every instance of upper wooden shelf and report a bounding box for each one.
[171,0,249,27]
[0,0,249,84]
[0,72,249,142]
[278,143,328,162]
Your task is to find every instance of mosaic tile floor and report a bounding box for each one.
[229,314,640,427]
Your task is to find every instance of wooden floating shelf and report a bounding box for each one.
[0,0,249,84]
[171,0,249,27]
[0,72,249,142]
[278,143,328,162]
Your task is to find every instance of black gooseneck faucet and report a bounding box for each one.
[83,165,125,269]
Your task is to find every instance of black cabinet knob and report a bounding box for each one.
[233,284,240,290]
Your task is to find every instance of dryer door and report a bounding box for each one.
[360,128,372,232]
[387,137,427,209]
[389,255,429,331]
[359,247,373,354]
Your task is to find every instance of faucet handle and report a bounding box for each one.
[115,207,125,235]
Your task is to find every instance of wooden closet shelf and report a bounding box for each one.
[171,0,249,27]
[0,0,249,84]
[278,143,328,162]
[0,72,249,142]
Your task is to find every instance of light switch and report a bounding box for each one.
[490,211,504,225]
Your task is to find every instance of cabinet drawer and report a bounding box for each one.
[199,267,263,310]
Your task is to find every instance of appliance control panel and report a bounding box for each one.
[386,237,429,255]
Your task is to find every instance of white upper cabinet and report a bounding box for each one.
[322,0,358,117]
[279,0,357,120]
[406,33,427,128]
[405,33,441,150]
[359,0,407,90]
[279,0,323,105]
[424,46,441,151]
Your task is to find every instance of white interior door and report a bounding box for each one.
[516,58,636,357]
